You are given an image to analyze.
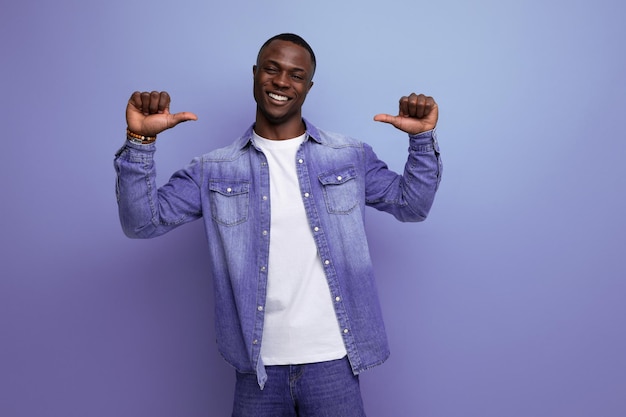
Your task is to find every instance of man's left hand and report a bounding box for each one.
[374,93,438,135]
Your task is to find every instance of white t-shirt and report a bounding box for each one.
[253,131,347,365]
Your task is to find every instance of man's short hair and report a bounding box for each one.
[257,33,317,76]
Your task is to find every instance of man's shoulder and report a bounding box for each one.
[306,120,364,150]
[202,142,246,162]
[200,129,253,162]
[319,130,363,147]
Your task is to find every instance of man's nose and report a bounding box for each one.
[272,71,289,88]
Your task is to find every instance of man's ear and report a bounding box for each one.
[308,81,314,92]
[252,65,257,77]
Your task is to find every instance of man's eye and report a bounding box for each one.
[291,74,304,80]
[265,67,278,73]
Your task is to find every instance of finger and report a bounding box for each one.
[373,113,399,125]
[149,91,160,114]
[415,94,437,119]
[399,96,409,117]
[158,91,170,114]
[168,111,199,128]
[140,92,151,115]
[374,113,418,133]
[420,96,436,119]
[406,93,417,118]
[129,91,143,110]
[415,93,427,119]
[409,93,428,119]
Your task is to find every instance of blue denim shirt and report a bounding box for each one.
[114,118,442,388]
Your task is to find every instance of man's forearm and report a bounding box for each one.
[114,141,162,238]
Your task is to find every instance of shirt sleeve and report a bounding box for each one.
[113,140,203,238]
[364,129,442,222]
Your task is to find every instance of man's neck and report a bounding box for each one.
[254,116,306,141]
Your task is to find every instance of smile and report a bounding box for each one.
[268,92,289,102]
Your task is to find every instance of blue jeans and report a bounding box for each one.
[232,357,366,416]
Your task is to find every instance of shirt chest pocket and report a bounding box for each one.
[208,180,250,226]
[318,166,359,214]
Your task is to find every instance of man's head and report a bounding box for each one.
[253,34,316,138]
[256,33,316,78]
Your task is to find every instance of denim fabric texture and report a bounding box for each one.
[232,357,365,417]
[114,119,442,388]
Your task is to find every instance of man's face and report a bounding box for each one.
[253,40,314,127]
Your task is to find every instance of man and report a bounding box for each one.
[115,33,441,416]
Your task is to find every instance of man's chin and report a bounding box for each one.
[258,108,294,125]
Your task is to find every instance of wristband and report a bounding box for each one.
[127,129,157,144]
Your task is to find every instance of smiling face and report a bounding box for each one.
[253,39,315,139]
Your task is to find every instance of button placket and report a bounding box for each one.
[293,141,354,356]
[253,151,271,363]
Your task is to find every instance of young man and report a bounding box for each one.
[115,33,442,416]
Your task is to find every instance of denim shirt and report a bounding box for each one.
[114,118,442,388]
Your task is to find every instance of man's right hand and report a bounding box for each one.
[126,91,198,137]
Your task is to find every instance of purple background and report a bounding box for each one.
[1,0,625,416]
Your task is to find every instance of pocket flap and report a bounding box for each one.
[318,166,357,186]
[208,180,249,196]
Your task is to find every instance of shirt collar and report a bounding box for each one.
[237,118,323,151]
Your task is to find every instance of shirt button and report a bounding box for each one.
[262,195,268,201]
[298,159,304,164]
[257,306,264,311]
[253,339,258,345]
[262,230,268,236]
[313,226,319,232]
[335,296,341,302]
[324,260,330,265]
[343,328,349,334]
[304,192,310,198]
[337,176,342,181]
[261,266,266,272]
[226,187,232,193]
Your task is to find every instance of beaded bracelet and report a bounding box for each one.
[127,129,157,144]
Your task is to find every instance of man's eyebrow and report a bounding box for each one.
[264,59,308,73]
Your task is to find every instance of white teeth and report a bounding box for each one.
[269,93,288,101]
